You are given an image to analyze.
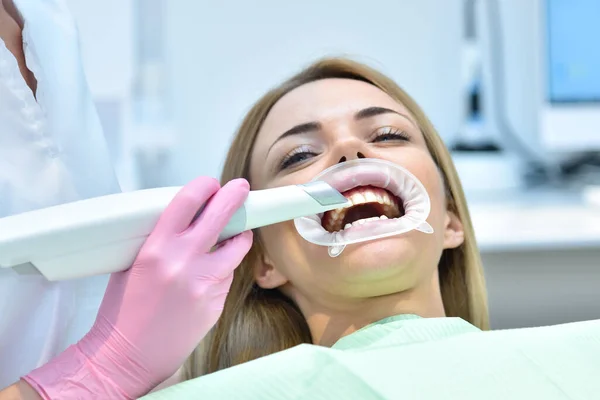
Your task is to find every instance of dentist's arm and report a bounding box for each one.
[0,6,41,400]
[1,177,253,399]
[0,382,41,400]
[0,0,36,92]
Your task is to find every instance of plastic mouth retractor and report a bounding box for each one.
[294,158,434,257]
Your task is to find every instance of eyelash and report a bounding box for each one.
[371,126,411,143]
[280,145,318,170]
[279,127,410,170]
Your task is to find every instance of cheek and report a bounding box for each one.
[260,220,342,289]
[395,151,447,240]
[258,167,317,189]
[258,221,311,279]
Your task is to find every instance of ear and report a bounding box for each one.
[254,252,288,289]
[442,210,465,249]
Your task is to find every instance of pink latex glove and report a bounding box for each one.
[23,177,253,399]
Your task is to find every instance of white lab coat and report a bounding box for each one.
[0,0,121,386]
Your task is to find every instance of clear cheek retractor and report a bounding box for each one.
[294,158,434,257]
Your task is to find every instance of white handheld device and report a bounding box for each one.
[0,181,348,281]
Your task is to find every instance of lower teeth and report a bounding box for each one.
[343,215,390,230]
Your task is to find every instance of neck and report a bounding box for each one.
[301,273,445,346]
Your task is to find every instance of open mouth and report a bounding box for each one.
[294,159,433,251]
[321,185,405,233]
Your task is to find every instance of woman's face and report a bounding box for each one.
[249,78,464,306]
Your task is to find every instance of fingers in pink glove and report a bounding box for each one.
[154,176,221,236]
[188,178,250,249]
[186,178,254,280]
[199,230,253,282]
[23,176,256,399]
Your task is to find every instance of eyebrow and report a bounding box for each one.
[267,106,413,154]
[354,106,406,120]
[271,122,322,147]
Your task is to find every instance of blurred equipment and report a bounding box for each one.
[541,0,600,151]
[476,0,600,186]
[452,0,540,194]
[452,0,501,152]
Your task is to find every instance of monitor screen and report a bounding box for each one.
[546,0,600,103]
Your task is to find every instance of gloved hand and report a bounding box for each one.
[23,177,254,399]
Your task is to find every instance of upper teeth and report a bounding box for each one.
[320,186,402,233]
[346,189,394,207]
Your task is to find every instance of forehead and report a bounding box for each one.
[254,78,414,150]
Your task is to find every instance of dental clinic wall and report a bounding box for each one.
[162,0,465,186]
[67,0,465,189]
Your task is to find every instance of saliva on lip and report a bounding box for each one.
[326,217,385,257]
[326,216,386,257]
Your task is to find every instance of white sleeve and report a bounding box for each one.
[0,0,121,219]
[0,0,120,387]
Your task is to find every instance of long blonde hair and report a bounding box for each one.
[183,57,489,379]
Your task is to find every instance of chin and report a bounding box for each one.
[307,234,420,283]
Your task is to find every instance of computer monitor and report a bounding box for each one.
[539,0,600,151]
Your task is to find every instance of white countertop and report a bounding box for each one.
[468,187,600,253]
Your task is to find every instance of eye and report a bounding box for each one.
[371,127,411,143]
[280,146,318,170]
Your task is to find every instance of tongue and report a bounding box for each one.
[341,203,386,227]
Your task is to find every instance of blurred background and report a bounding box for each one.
[67,0,600,329]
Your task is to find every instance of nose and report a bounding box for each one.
[338,152,366,164]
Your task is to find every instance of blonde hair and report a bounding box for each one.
[183,57,489,379]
